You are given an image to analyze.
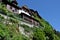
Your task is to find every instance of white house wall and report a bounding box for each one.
[7,4,19,14]
[19,10,30,16]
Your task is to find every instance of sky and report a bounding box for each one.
[17,0,60,31]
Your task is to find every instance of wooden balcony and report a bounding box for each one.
[20,13,40,27]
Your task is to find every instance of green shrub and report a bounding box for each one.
[20,24,32,32]
[0,23,23,40]
[53,34,60,40]
[33,27,46,40]
[9,18,18,23]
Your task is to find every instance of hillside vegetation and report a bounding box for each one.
[0,3,60,40]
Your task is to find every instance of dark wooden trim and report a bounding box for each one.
[2,0,21,9]
[11,1,18,5]
[20,13,39,23]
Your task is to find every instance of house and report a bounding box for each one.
[0,0,40,27]
[0,0,20,14]
[20,13,40,27]
[19,6,40,27]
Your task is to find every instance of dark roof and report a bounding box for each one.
[22,6,30,12]
[30,9,35,12]
[2,0,21,9]
[35,11,42,19]
[29,9,35,15]
[21,6,31,16]
[20,13,39,23]
[11,0,18,5]
[29,9,42,19]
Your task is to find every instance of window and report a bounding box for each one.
[12,10,14,12]
[33,21,35,25]
[10,6,12,9]
[15,8,17,12]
